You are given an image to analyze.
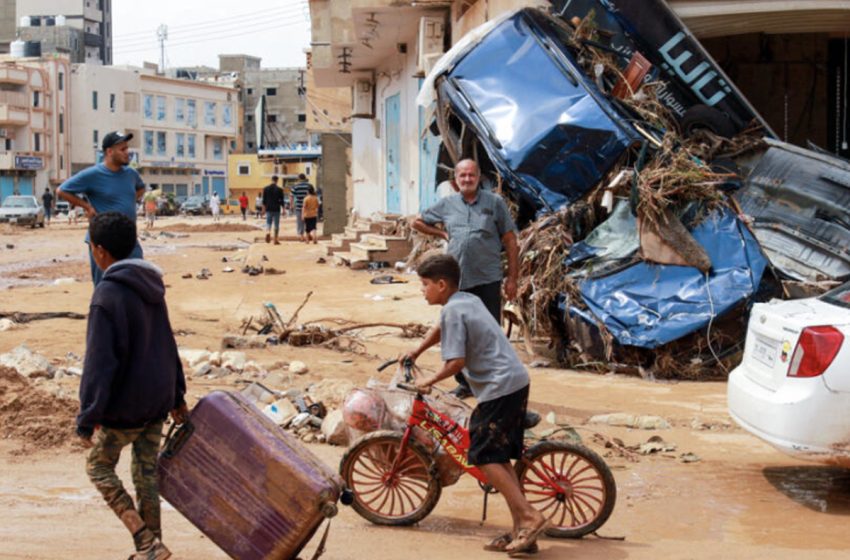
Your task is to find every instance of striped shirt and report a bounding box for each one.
[291,182,312,212]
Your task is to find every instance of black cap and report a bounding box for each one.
[102,131,134,151]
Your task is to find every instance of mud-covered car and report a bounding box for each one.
[180,195,209,215]
[0,195,45,228]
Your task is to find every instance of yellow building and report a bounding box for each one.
[227,152,320,212]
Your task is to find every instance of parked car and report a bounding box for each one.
[180,195,209,215]
[727,282,850,464]
[55,200,71,215]
[156,194,179,216]
[0,195,45,227]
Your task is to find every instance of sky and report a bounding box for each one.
[111,0,312,70]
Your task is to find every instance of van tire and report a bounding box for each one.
[681,105,736,139]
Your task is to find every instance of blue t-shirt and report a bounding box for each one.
[60,164,144,241]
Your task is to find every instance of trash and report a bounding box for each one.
[0,318,19,331]
[192,362,213,377]
[221,335,267,350]
[262,398,299,426]
[53,278,77,286]
[636,435,677,455]
[196,268,212,280]
[289,361,309,375]
[242,265,263,276]
[316,257,326,264]
[369,275,408,285]
[680,452,701,463]
[0,345,55,379]
[588,413,671,430]
[264,267,285,275]
[181,273,192,279]
[321,410,349,446]
[222,267,234,273]
[529,359,551,368]
[221,351,247,372]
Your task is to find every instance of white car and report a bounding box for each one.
[0,195,45,227]
[728,282,850,464]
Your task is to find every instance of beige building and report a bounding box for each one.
[15,0,112,64]
[70,63,238,200]
[0,54,70,201]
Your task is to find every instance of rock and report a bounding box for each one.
[321,410,349,446]
[243,361,263,373]
[588,413,671,430]
[221,351,247,372]
[192,361,213,377]
[66,366,82,377]
[680,452,701,463]
[289,361,309,375]
[209,352,221,367]
[53,277,77,285]
[221,335,266,350]
[308,379,356,409]
[0,318,20,331]
[178,348,211,368]
[206,367,230,379]
[262,398,299,426]
[0,344,55,379]
[54,368,66,380]
[302,433,316,444]
[638,438,677,455]
[263,371,290,388]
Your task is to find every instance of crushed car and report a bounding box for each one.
[418,2,850,379]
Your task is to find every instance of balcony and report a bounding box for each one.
[84,32,103,48]
[0,104,28,127]
[0,67,29,85]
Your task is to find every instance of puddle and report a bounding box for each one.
[763,466,850,514]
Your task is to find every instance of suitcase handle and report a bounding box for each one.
[161,421,194,459]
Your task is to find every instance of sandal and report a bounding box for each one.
[505,518,550,556]
[482,533,539,553]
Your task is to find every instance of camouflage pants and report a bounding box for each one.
[86,421,164,538]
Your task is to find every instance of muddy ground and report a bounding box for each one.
[1,215,849,559]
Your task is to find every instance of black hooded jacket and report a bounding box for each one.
[76,259,186,437]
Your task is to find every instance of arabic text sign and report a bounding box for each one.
[14,155,43,170]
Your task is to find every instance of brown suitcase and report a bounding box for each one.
[158,390,344,560]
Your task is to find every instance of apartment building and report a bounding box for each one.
[70,64,238,200]
[0,54,70,200]
[15,0,112,64]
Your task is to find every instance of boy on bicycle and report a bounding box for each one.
[404,254,547,555]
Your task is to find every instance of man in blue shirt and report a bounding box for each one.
[58,131,146,286]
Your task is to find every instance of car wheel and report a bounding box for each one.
[681,105,736,139]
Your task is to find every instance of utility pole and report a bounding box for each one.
[157,24,168,74]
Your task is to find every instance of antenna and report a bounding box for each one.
[157,24,168,73]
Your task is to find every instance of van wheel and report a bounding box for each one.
[681,105,736,139]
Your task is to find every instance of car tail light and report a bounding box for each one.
[787,326,844,378]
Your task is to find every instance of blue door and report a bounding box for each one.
[212,177,226,199]
[202,176,210,197]
[418,93,441,212]
[0,176,13,202]
[385,93,401,214]
[17,176,33,196]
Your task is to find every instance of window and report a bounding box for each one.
[298,113,306,123]
[222,104,232,126]
[93,129,98,144]
[247,142,254,149]
[156,96,166,121]
[247,114,253,122]
[204,101,216,126]
[187,99,196,125]
[176,133,185,157]
[60,154,64,170]
[213,138,223,160]
[59,112,64,134]
[266,87,277,96]
[175,98,185,122]
[109,93,116,112]
[92,91,98,110]
[34,133,41,152]
[246,88,253,95]
[267,114,277,123]
[33,91,40,108]
[188,134,196,159]
[144,131,154,155]
[237,163,250,176]
[156,131,166,155]
[58,72,64,91]
[143,94,153,119]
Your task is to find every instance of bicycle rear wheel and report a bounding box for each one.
[516,441,616,538]
[340,430,442,526]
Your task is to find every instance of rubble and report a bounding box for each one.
[221,335,267,350]
[289,361,309,375]
[321,410,348,446]
[589,413,671,430]
[0,345,55,379]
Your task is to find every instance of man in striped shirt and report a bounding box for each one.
[290,174,313,242]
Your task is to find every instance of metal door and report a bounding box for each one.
[202,176,210,197]
[385,93,401,214]
[418,93,441,211]
[0,176,13,202]
[17,176,33,196]
[212,177,226,199]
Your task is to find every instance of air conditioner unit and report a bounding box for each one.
[0,128,7,138]
[352,78,374,119]
[417,16,445,76]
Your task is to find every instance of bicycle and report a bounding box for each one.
[339,359,617,539]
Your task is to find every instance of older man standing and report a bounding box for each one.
[413,159,519,399]
[58,131,145,286]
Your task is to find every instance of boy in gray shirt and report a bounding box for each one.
[404,254,547,555]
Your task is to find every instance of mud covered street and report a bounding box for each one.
[1,216,849,559]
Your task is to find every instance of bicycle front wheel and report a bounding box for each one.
[516,441,616,538]
[340,430,442,526]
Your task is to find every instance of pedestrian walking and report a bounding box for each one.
[210,192,221,222]
[412,159,519,399]
[41,188,54,225]
[254,193,263,219]
[143,190,158,230]
[57,131,146,286]
[76,212,188,560]
[302,185,320,244]
[290,173,312,242]
[238,192,248,221]
[262,175,285,245]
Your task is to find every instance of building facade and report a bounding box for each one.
[70,64,238,201]
[227,151,318,212]
[14,0,112,64]
[0,54,70,200]
[308,0,850,217]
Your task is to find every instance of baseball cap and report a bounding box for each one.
[102,131,134,151]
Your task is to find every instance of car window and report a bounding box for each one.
[3,197,35,208]
[821,281,850,309]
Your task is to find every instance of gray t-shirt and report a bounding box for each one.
[421,189,517,290]
[440,291,529,403]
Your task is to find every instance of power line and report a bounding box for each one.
[115,9,308,48]
[113,16,309,56]
[113,2,307,40]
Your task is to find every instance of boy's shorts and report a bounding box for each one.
[305,217,317,233]
[468,384,529,465]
